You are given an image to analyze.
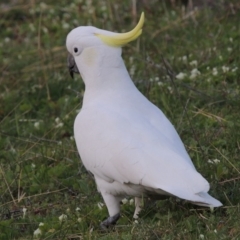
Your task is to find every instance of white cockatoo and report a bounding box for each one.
[66,13,222,228]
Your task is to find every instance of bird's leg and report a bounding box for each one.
[100,192,121,230]
[133,197,143,219]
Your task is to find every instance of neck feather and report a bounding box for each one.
[76,46,135,92]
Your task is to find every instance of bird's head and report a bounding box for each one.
[66,13,144,78]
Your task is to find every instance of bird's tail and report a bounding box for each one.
[189,191,222,207]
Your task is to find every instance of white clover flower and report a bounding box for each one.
[208,159,220,164]
[73,19,79,25]
[10,147,16,154]
[59,214,67,222]
[189,60,198,67]
[134,220,139,224]
[70,136,74,141]
[34,122,40,129]
[62,22,70,29]
[227,47,232,52]
[155,77,159,82]
[157,81,163,86]
[97,202,104,210]
[121,198,128,204]
[4,37,10,43]
[55,117,60,123]
[213,159,220,164]
[229,37,233,42]
[129,56,134,64]
[167,86,173,93]
[56,122,64,128]
[212,68,218,76]
[23,207,27,219]
[33,228,42,237]
[214,229,217,233]
[70,3,76,8]
[101,5,107,11]
[182,56,187,62]
[176,72,186,80]
[190,68,201,79]
[199,234,204,239]
[231,67,238,72]
[39,222,44,227]
[130,66,135,76]
[31,84,42,93]
[129,199,134,205]
[191,68,201,75]
[76,207,81,211]
[88,8,94,14]
[40,2,48,10]
[77,217,82,223]
[29,8,35,15]
[42,27,48,34]
[222,66,229,73]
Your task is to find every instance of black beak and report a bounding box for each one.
[67,53,80,79]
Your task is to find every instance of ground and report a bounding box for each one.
[0,0,240,239]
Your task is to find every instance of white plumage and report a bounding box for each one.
[66,13,222,227]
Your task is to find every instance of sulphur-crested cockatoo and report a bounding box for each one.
[66,13,222,228]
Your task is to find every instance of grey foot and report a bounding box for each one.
[100,213,120,230]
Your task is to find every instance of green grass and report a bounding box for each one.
[0,0,240,239]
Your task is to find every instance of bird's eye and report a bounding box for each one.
[72,46,81,56]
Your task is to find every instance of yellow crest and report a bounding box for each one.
[96,12,144,47]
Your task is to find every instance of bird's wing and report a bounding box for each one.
[74,103,210,202]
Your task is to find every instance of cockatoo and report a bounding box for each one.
[66,13,222,228]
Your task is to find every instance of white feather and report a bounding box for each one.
[66,26,222,219]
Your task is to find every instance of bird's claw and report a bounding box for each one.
[100,213,120,230]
